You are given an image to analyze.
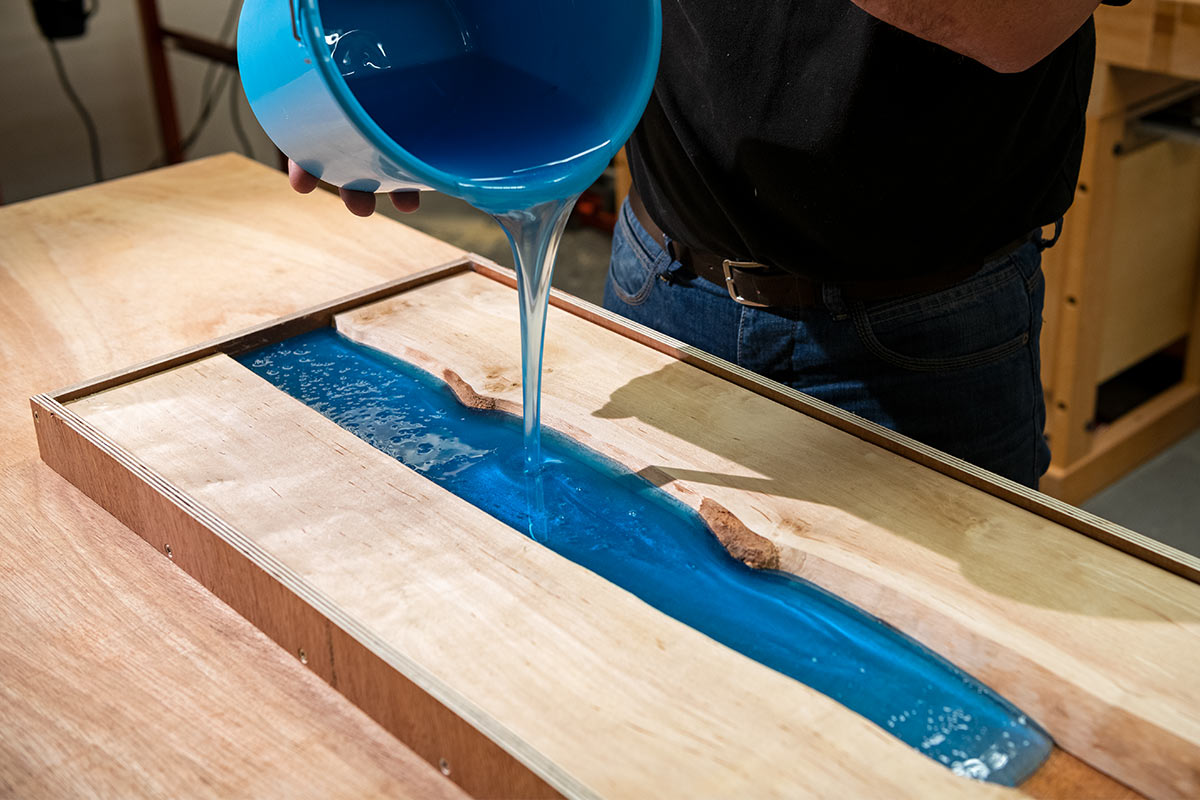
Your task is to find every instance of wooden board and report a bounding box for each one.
[333,269,1200,800]
[58,354,1014,800]
[0,153,470,798]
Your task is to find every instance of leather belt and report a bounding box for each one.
[628,188,1038,309]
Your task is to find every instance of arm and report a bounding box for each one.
[851,0,1101,73]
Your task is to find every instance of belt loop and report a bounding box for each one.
[659,233,688,285]
[664,233,678,264]
[1038,218,1063,252]
[822,283,848,319]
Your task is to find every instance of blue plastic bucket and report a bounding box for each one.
[237,0,661,212]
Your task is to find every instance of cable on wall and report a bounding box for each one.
[37,0,104,183]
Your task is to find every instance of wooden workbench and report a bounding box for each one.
[0,154,469,798]
[2,154,1189,798]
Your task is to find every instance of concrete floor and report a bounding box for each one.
[391,195,1200,558]
[1083,430,1200,557]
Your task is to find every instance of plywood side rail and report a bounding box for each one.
[50,258,472,404]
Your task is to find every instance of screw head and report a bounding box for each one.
[439,758,451,776]
[164,543,174,559]
[298,648,308,665]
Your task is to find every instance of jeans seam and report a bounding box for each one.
[621,199,671,272]
[851,301,1030,373]
[1023,267,1046,482]
[1024,265,1042,294]
[736,304,748,365]
[607,257,656,306]
[610,203,666,306]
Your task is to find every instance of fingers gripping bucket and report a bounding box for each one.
[237,0,662,212]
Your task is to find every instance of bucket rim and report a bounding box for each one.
[298,0,662,208]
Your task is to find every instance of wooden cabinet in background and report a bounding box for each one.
[1095,0,1200,81]
[1039,2,1200,503]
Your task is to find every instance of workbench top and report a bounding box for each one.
[3,154,1190,799]
[0,154,467,798]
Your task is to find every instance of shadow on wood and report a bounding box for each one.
[593,359,1198,621]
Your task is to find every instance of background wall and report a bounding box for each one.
[0,0,273,203]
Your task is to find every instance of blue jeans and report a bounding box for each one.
[603,199,1051,488]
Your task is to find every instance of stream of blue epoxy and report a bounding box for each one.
[237,328,1052,784]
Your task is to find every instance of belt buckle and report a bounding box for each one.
[722,259,770,307]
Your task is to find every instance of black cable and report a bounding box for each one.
[45,37,103,183]
[145,0,242,168]
[194,1,241,118]
[178,67,234,153]
[228,72,255,159]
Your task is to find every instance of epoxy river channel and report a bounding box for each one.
[237,329,1053,785]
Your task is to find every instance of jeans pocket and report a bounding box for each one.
[850,251,1038,373]
[607,209,665,307]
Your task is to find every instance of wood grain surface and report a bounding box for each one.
[336,271,1200,800]
[0,154,467,798]
[66,354,1014,800]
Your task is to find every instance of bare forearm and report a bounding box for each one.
[851,0,1101,73]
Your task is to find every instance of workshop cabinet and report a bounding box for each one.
[1038,5,1200,503]
[1096,138,1200,382]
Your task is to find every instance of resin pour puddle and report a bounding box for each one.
[237,327,1053,785]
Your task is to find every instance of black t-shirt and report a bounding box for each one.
[628,2,1120,282]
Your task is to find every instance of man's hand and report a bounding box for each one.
[851,0,1102,73]
[287,160,420,217]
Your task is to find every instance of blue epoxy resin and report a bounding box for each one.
[237,329,1053,785]
[493,197,577,541]
[344,54,611,208]
[346,50,588,534]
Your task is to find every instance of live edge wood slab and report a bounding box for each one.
[32,258,1199,799]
